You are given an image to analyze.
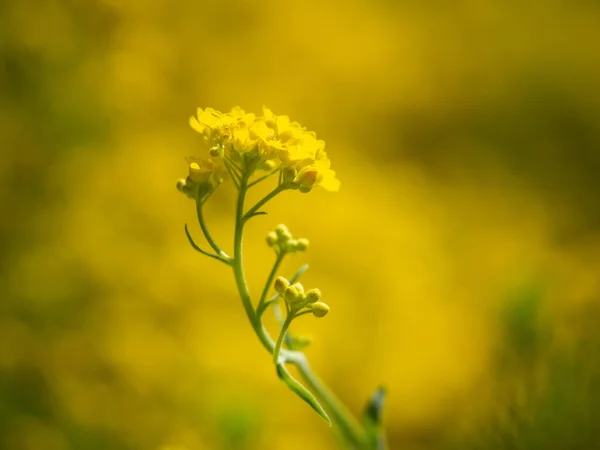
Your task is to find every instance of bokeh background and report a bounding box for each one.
[2,0,600,449]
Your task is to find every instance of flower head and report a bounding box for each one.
[187,106,340,192]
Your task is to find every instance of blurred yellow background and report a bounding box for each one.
[1,0,600,449]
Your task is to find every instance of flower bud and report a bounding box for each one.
[260,159,277,171]
[275,224,292,243]
[176,178,187,193]
[296,238,309,251]
[297,168,318,187]
[291,282,304,294]
[282,166,297,185]
[284,285,300,303]
[284,283,306,309]
[284,239,298,252]
[274,276,289,294]
[176,178,201,199]
[209,146,222,157]
[274,224,289,237]
[188,162,207,183]
[305,288,321,304]
[292,291,307,308]
[299,184,313,194]
[311,302,330,318]
[266,231,278,246]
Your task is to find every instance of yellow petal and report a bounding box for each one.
[189,116,207,134]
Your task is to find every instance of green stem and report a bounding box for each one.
[230,173,367,448]
[184,224,230,265]
[242,185,286,223]
[224,159,241,189]
[225,154,244,177]
[232,174,276,353]
[273,314,294,364]
[248,167,281,188]
[257,251,286,315]
[196,199,229,259]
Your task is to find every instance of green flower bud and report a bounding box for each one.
[209,146,222,157]
[275,224,292,243]
[296,238,309,252]
[284,285,300,303]
[274,276,289,294]
[311,302,330,318]
[284,239,298,252]
[260,159,277,171]
[291,282,304,294]
[299,184,313,194]
[297,167,318,187]
[266,231,278,246]
[305,288,321,304]
[282,166,297,185]
[274,224,288,236]
[176,178,187,193]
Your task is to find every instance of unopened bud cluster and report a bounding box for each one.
[274,276,329,318]
[266,224,309,254]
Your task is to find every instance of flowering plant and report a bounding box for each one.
[177,106,385,449]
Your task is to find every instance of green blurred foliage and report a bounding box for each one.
[1,0,600,449]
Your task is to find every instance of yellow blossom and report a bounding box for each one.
[185,156,226,185]
[313,157,340,191]
[263,106,305,142]
[279,132,325,164]
[232,122,258,153]
[187,105,340,192]
[189,107,237,148]
[250,120,282,159]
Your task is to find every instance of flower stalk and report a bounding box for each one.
[178,106,384,449]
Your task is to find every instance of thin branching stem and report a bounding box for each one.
[210,166,367,447]
[225,154,244,177]
[184,224,230,265]
[242,185,287,223]
[196,199,231,260]
[248,167,281,188]
[224,159,241,189]
[257,251,286,315]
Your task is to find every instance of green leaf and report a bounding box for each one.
[248,211,268,218]
[289,264,309,283]
[362,386,387,450]
[276,363,331,426]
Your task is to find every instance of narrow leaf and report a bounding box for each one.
[248,211,268,218]
[289,263,309,283]
[276,363,331,426]
[362,386,388,450]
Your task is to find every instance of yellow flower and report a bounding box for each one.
[263,106,305,142]
[249,120,282,159]
[185,156,226,186]
[313,157,340,192]
[279,132,326,164]
[189,107,239,148]
[187,105,340,192]
[290,150,340,192]
[231,121,258,153]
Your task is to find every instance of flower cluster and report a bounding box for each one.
[274,276,330,318]
[180,106,339,195]
[266,224,309,254]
